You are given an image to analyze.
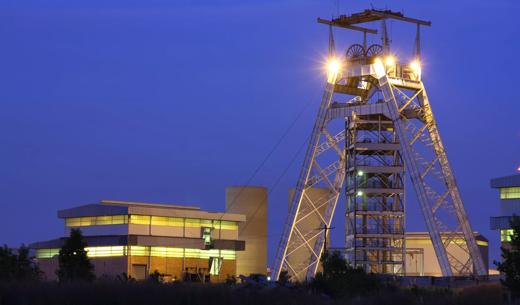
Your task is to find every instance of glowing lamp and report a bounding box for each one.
[410,60,421,73]
[327,58,341,74]
[385,56,396,66]
[326,58,341,83]
[357,170,364,176]
[357,191,363,197]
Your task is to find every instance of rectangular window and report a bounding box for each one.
[129,215,151,225]
[202,227,213,247]
[185,218,201,228]
[501,229,515,242]
[35,248,60,259]
[209,257,222,275]
[128,246,150,256]
[151,216,184,227]
[500,187,520,199]
[220,221,238,230]
[86,246,126,257]
[65,215,128,227]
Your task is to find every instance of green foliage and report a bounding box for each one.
[496,215,520,298]
[57,229,95,283]
[0,244,41,281]
[311,250,379,298]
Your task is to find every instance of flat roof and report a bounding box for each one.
[57,200,246,222]
[490,174,520,188]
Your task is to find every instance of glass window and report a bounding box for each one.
[185,218,201,228]
[220,221,238,230]
[202,227,212,247]
[128,246,150,256]
[129,215,151,225]
[500,187,520,199]
[86,246,126,257]
[35,248,60,259]
[209,257,222,275]
[501,229,515,242]
[151,216,184,227]
[65,215,128,227]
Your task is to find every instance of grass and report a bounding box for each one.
[0,280,511,305]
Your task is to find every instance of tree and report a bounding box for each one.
[57,229,95,282]
[496,215,520,298]
[0,244,41,281]
[15,245,41,281]
[311,250,379,298]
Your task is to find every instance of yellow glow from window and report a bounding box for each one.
[151,216,184,227]
[129,215,151,225]
[36,246,237,260]
[500,187,520,199]
[86,246,125,257]
[65,215,128,227]
[501,229,514,242]
[35,248,60,259]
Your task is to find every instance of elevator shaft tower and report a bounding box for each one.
[273,9,486,281]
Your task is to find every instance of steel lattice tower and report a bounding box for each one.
[273,9,486,282]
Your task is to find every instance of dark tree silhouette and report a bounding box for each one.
[496,215,520,298]
[57,229,95,282]
[0,244,40,281]
[312,250,379,298]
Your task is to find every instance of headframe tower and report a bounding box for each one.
[273,9,486,281]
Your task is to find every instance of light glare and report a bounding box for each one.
[385,56,396,66]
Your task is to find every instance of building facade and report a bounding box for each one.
[490,174,520,246]
[225,186,268,276]
[31,200,246,282]
[405,232,489,276]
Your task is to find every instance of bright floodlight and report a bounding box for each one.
[410,60,421,73]
[327,58,341,74]
[357,170,364,176]
[385,56,396,66]
[357,191,363,196]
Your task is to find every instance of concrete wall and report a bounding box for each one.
[226,186,267,276]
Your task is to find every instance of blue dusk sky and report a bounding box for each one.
[0,0,518,267]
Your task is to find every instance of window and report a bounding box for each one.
[129,215,151,225]
[202,227,213,247]
[151,216,184,227]
[209,257,222,275]
[500,187,520,199]
[86,246,126,257]
[35,248,60,259]
[185,218,201,228]
[501,229,515,242]
[65,215,128,227]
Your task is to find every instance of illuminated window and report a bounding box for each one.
[151,216,184,227]
[86,246,126,257]
[220,221,238,230]
[500,187,520,199]
[129,215,151,225]
[203,227,213,247]
[36,246,237,260]
[65,215,128,227]
[209,257,222,275]
[128,246,150,256]
[150,247,184,258]
[35,248,60,259]
[185,218,201,228]
[501,229,515,242]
